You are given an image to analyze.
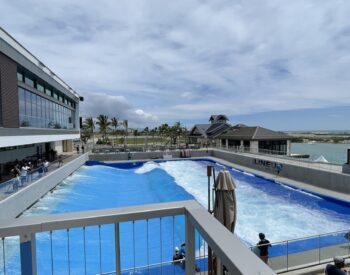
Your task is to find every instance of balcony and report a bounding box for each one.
[0,200,274,275]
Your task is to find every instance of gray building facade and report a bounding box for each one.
[0,27,81,178]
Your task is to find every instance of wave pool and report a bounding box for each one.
[2,159,350,274]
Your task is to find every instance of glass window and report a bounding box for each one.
[53,92,58,100]
[25,91,31,117]
[17,72,23,82]
[24,76,34,87]
[37,83,44,93]
[45,88,52,96]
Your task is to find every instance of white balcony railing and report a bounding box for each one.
[0,200,275,275]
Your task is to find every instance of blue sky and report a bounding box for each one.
[0,0,349,130]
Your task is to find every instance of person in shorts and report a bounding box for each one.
[257,233,271,264]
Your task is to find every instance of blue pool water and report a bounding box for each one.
[2,159,350,274]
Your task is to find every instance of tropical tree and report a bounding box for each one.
[123,119,128,147]
[159,123,170,145]
[80,128,92,144]
[96,114,111,143]
[111,117,119,145]
[133,129,138,144]
[83,117,95,146]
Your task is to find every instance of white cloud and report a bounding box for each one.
[1,0,350,127]
[80,92,158,127]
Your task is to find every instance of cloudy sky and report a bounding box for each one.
[1,0,349,130]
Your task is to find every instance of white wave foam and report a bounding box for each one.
[135,161,160,174]
[243,171,255,177]
[155,160,350,245]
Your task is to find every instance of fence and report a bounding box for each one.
[251,229,350,273]
[0,200,274,275]
[0,156,75,201]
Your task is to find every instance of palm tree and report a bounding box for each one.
[96,114,111,143]
[83,117,95,147]
[133,129,138,144]
[111,117,119,146]
[123,119,128,147]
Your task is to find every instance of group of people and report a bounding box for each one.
[76,145,85,154]
[10,159,50,191]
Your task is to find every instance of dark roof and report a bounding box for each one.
[218,126,289,140]
[206,123,231,138]
[189,124,211,137]
[189,123,230,138]
[209,115,229,122]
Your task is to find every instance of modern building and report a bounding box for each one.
[189,115,291,155]
[0,27,81,180]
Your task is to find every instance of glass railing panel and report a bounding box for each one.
[287,237,319,270]
[268,241,288,273]
[320,231,350,263]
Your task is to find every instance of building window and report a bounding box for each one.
[17,72,23,82]
[24,76,34,87]
[45,87,52,96]
[37,83,44,93]
[18,87,75,130]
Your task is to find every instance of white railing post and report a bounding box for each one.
[20,233,37,275]
[115,223,121,275]
[185,215,195,275]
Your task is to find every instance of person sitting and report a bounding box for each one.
[172,247,183,264]
[325,256,348,275]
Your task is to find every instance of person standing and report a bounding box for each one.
[20,163,28,186]
[11,165,21,192]
[58,155,63,167]
[76,145,80,154]
[43,159,49,174]
[81,145,85,154]
[257,233,271,264]
[325,256,348,274]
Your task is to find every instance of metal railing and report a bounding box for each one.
[0,200,274,275]
[250,229,350,273]
[0,155,76,201]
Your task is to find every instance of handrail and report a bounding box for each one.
[250,229,349,248]
[0,200,275,275]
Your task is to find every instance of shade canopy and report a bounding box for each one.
[214,170,237,232]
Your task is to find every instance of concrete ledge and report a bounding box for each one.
[212,150,350,195]
[0,153,89,220]
[343,164,350,174]
[89,149,212,162]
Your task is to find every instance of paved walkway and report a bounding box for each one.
[0,153,82,201]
